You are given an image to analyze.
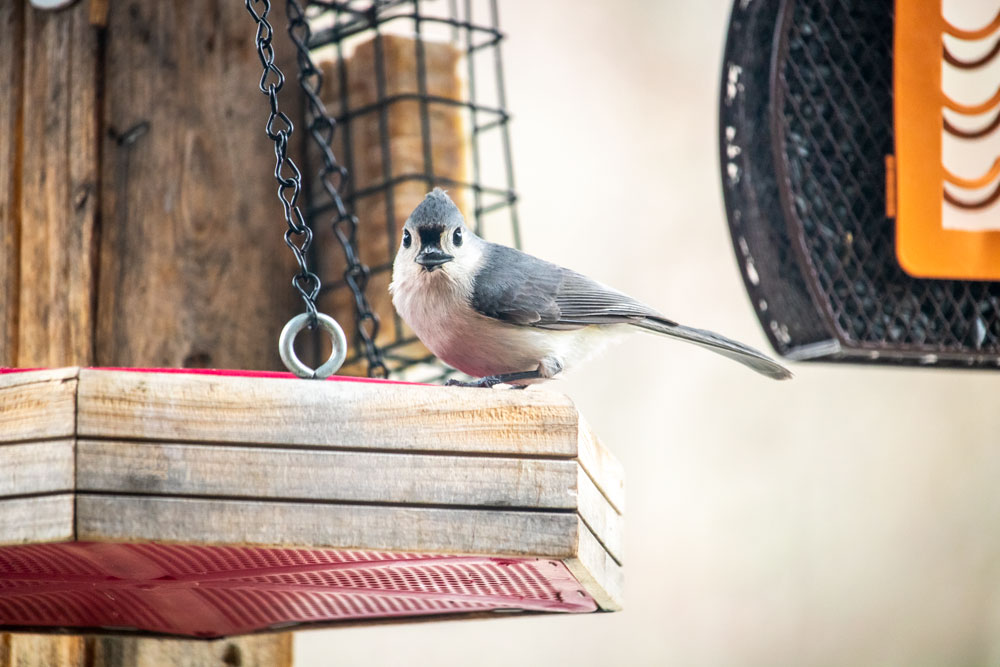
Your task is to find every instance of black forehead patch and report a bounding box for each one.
[418,225,445,248]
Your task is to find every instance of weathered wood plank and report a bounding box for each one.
[76,370,582,455]
[95,0,299,371]
[578,415,625,514]
[75,439,624,561]
[577,465,623,565]
[0,2,23,369]
[564,522,623,612]
[86,635,292,667]
[76,440,579,509]
[0,440,73,497]
[0,635,292,667]
[18,3,99,368]
[0,635,86,667]
[0,369,78,443]
[0,367,80,389]
[76,496,582,558]
[0,494,73,546]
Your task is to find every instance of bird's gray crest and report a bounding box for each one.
[408,188,464,229]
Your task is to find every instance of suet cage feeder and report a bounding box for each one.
[304,0,521,381]
[722,0,1000,368]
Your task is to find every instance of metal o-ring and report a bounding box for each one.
[279,313,348,379]
[29,0,79,8]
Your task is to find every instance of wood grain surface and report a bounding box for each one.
[17,4,99,369]
[565,521,624,612]
[0,635,86,667]
[0,634,293,667]
[0,440,73,498]
[76,495,583,558]
[0,494,73,545]
[84,635,293,667]
[94,0,299,370]
[75,369,582,455]
[0,3,22,369]
[76,440,581,509]
[0,368,78,443]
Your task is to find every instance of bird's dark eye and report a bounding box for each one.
[402,229,412,248]
[453,228,463,246]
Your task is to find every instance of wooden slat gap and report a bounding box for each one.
[0,489,76,503]
[575,417,625,514]
[73,490,582,516]
[578,464,623,518]
[0,368,81,389]
[577,513,622,568]
[74,436,581,461]
[0,436,76,449]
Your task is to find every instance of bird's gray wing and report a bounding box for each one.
[470,244,792,380]
[470,244,667,330]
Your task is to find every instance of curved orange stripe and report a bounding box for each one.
[943,86,1000,115]
[943,9,1000,40]
[943,157,1000,189]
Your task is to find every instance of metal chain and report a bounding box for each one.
[245,0,320,323]
[286,0,389,378]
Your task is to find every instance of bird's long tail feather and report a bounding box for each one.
[634,318,792,380]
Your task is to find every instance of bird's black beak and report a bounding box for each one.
[416,248,454,269]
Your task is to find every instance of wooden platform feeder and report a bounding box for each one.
[0,367,623,638]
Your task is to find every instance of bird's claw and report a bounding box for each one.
[444,376,511,389]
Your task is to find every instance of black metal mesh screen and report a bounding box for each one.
[722,0,1000,367]
[720,0,834,359]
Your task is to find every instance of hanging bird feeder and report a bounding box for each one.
[0,0,621,643]
[721,0,1000,367]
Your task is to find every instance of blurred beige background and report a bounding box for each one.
[297,1,1000,665]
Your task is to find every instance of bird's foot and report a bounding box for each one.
[444,369,544,389]
[445,375,506,389]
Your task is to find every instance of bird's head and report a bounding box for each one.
[396,189,480,276]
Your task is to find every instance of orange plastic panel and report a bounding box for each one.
[894,1,1000,280]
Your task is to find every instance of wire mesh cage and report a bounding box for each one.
[721,0,1000,368]
[299,0,520,380]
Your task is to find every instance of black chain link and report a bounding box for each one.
[246,0,321,325]
[286,0,389,378]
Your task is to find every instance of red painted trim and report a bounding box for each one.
[0,542,597,637]
[0,366,423,386]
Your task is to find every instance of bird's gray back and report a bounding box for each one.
[470,243,668,330]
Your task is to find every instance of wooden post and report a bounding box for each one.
[0,2,23,368]
[96,0,301,370]
[0,0,299,662]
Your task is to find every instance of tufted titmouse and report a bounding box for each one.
[390,189,791,387]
